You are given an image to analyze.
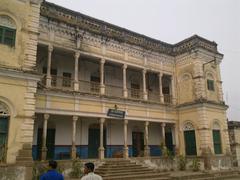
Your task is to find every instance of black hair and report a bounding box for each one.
[49,160,57,169]
[84,162,95,172]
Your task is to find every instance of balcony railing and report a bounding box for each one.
[51,75,74,90]
[128,88,143,100]
[79,80,100,95]
[105,84,123,98]
[40,75,173,104]
[148,91,161,103]
[164,94,172,104]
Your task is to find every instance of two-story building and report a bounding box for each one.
[0,0,230,164]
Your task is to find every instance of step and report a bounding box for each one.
[99,171,162,177]
[102,172,170,180]
[99,164,143,169]
[96,168,152,174]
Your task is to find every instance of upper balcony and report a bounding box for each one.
[37,45,176,105]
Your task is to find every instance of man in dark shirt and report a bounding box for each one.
[40,160,64,180]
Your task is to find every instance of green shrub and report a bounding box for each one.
[69,159,83,178]
[191,158,200,171]
[178,155,186,171]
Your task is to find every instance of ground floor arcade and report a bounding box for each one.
[32,114,178,160]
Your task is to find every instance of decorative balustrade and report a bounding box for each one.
[40,75,173,104]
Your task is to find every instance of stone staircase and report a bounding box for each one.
[95,159,170,180]
[95,159,240,180]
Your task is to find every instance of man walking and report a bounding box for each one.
[40,160,64,180]
[81,162,102,180]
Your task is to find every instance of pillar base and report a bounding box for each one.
[143,92,148,101]
[98,147,105,160]
[100,85,105,95]
[46,77,51,88]
[73,82,79,91]
[160,96,164,103]
[71,146,77,159]
[41,147,48,161]
[144,146,150,157]
[123,89,128,98]
[123,147,129,159]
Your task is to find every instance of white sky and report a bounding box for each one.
[46,0,240,121]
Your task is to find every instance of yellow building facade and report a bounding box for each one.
[0,0,230,164]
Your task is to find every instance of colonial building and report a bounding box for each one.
[228,121,240,166]
[0,0,230,164]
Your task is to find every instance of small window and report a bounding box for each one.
[207,79,214,91]
[0,26,16,47]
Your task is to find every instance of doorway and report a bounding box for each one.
[0,117,8,162]
[132,132,144,157]
[184,130,197,155]
[37,128,56,160]
[88,127,106,158]
[165,131,174,154]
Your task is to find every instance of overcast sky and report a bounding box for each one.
[46,0,240,121]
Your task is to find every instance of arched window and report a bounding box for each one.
[183,122,197,155]
[0,15,16,47]
[212,121,222,154]
[0,101,10,162]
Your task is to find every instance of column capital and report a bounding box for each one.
[75,51,80,59]
[73,116,78,122]
[124,119,128,125]
[100,117,105,124]
[48,44,53,52]
[142,69,147,74]
[101,58,105,64]
[145,121,149,126]
[122,64,128,69]
[158,72,163,77]
[44,113,50,120]
[161,122,166,127]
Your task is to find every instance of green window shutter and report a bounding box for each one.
[184,130,197,155]
[207,79,215,91]
[4,28,16,47]
[0,26,16,47]
[0,27,3,43]
[213,130,222,154]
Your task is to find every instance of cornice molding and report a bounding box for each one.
[40,1,221,57]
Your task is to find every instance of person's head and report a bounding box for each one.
[48,160,57,169]
[84,162,95,174]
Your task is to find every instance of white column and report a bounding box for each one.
[123,64,128,98]
[71,116,78,159]
[161,123,166,147]
[173,124,179,155]
[158,72,164,103]
[171,75,176,104]
[144,121,150,157]
[100,58,105,95]
[41,114,49,160]
[142,69,148,100]
[74,51,80,91]
[99,118,105,159]
[46,45,53,87]
[123,119,129,159]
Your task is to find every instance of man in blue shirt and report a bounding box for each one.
[40,160,64,180]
